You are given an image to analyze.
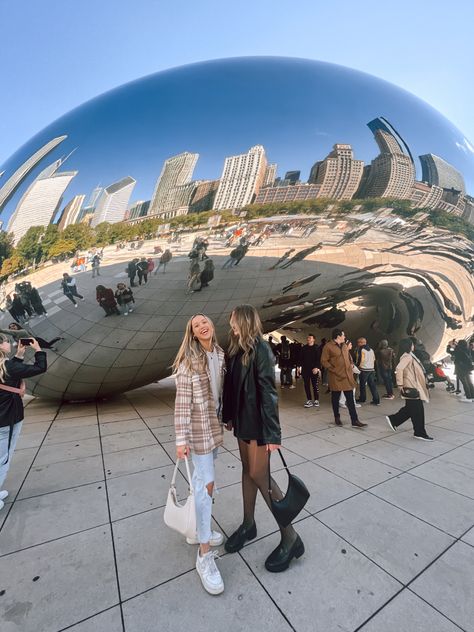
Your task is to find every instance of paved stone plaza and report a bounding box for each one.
[0,379,473,632]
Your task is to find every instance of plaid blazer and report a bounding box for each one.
[174,346,225,455]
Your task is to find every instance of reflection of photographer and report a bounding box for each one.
[0,335,47,511]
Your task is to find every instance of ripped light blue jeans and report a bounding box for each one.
[191,448,218,544]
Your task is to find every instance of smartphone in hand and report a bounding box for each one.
[19,338,34,346]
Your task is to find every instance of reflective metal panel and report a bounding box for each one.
[0,58,472,400]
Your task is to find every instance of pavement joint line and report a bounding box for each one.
[2,477,106,504]
[404,469,474,502]
[96,401,127,632]
[55,605,122,632]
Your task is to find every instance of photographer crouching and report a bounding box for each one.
[0,334,47,511]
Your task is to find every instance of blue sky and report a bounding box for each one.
[1,0,473,168]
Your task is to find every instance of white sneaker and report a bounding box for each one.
[304,400,313,408]
[186,530,224,546]
[459,397,472,403]
[313,400,320,407]
[355,403,361,408]
[196,550,224,595]
[385,416,397,432]
[0,490,8,501]
[288,385,296,389]
[340,402,347,408]
[0,500,4,511]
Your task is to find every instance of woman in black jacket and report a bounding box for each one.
[0,334,47,511]
[222,304,304,572]
[453,339,474,402]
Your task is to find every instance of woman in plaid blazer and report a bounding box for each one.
[173,313,226,595]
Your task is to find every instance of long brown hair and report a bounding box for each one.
[172,313,218,374]
[228,304,263,366]
[0,334,10,383]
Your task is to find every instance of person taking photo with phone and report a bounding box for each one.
[0,335,47,511]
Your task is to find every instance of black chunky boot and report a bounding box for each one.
[224,522,257,553]
[265,535,305,572]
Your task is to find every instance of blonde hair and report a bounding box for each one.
[0,334,10,383]
[172,313,217,374]
[228,304,263,366]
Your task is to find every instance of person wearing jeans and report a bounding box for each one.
[355,338,380,405]
[453,339,474,402]
[173,313,225,595]
[0,335,47,511]
[377,340,395,398]
[321,329,367,428]
[386,338,433,440]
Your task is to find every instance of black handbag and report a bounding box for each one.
[401,387,420,399]
[269,449,310,527]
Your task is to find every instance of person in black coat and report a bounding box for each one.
[299,333,321,407]
[126,259,138,287]
[0,335,47,510]
[453,339,474,401]
[222,304,304,572]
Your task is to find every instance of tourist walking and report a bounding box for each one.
[5,294,27,324]
[321,328,367,428]
[0,335,47,511]
[355,337,380,405]
[299,334,321,408]
[137,257,149,285]
[155,249,172,274]
[28,286,48,316]
[96,285,120,316]
[61,274,84,306]
[385,338,433,440]
[453,339,474,402]
[147,258,155,276]
[277,336,294,388]
[173,313,226,595]
[377,339,395,399]
[126,259,138,287]
[91,253,101,278]
[196,259,215,290]
[115,283,135,315]
[223,304,305,572]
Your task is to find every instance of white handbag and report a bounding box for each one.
[164,456,197,539]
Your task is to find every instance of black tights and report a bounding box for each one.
[238,439,296,546]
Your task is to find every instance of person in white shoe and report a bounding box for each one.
[385,338,433,441]
[173,314,225,595]
[453,339,474,402]
[0,335,47,511]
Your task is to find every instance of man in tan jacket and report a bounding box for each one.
[321,328,367,428]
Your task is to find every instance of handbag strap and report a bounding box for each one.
[268,448,287,495]
[171,455,193,492]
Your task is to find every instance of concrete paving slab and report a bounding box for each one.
[352,439,433,470]
[410,459,474,499]
[113,507,198,600]
[358,588,462,632]
[44,424,100,445]
[380,432,456,456]
[462,526,474,547]
[315,450,402,489]
[98,411,141,424]
[371,473,474,537]
[101,429,157,454]
[54,415,98,427]
[283,433,345,460]
[438,445,474,471]
[141,414,174,429]
[104,444,172,479]
[241,516,401,632]
[0,526,118,632]
[122,554,293,632]
[431,417,474,435]
[99,418,147,436]
[312,426,372,448]
[18,455,104,499]
[317,492,454,583]
[32,437,102,467]
[65,606,123,632]
[3,448,38,498]
[0,483,108,555]
[21,422,51,435]
[14,430,48,451]
[411,541,474,632]
[107,464,188,521]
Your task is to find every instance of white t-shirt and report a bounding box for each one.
[206,348,222,415]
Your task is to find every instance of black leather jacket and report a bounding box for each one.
[223,337,281,444]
